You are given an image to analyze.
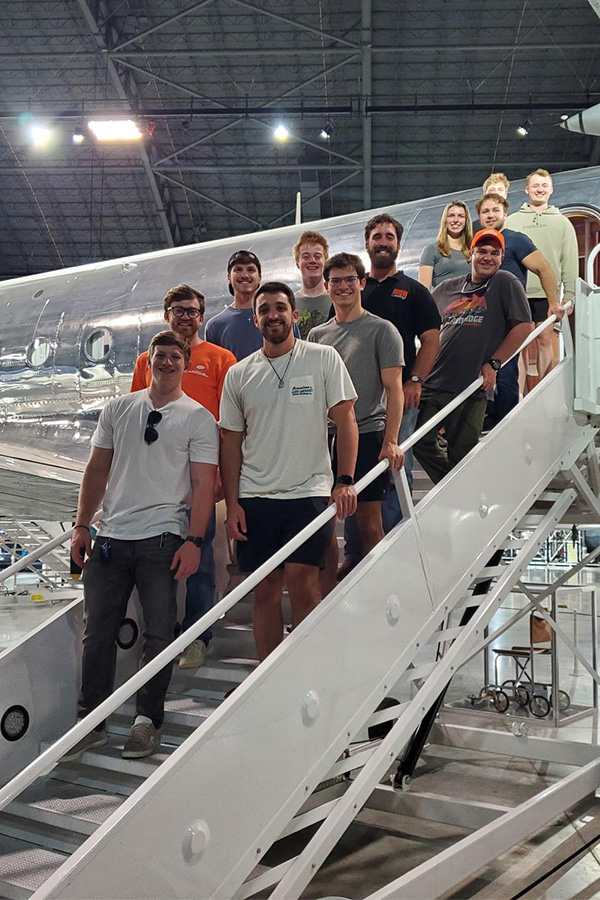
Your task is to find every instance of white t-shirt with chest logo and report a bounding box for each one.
[219,340,356,499]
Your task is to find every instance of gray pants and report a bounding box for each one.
[79,532,182,730]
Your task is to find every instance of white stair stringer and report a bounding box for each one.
[27,354,597,899]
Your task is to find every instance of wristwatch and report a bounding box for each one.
[410,374,423,384]
[485,358,502,371]
[184,535,204,547]
[335,475,355,486]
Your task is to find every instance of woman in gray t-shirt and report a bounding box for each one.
[418,200,473,290]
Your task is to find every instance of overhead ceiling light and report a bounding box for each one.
[516,118,532,137]
[30,125,52,148]
[320,122,332,140]
[273,123,290,142]
[560,114,569,121]
[72,130,85,145]
[88,119,143,142]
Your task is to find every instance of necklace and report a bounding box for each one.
[263,344,294,389]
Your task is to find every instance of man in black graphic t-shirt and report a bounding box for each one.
[414,228,532,484]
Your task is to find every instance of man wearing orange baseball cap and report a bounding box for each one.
[414,228,533,484]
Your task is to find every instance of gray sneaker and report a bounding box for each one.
[60,728,107,763]
[122,722,161,759]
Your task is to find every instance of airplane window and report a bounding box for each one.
[32,288,44,299]
[26,337,52,367]
[84,328,113,362]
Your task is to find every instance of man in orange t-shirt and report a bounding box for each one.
[131,284,236,669]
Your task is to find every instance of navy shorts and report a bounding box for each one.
[237,497,334,573]
[331,430,388,503]
[529,297,549,323]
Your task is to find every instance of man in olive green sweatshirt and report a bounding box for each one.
[506,168,576,384]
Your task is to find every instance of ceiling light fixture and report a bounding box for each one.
[273,123,290,142]
[516,118,532,137]
[88,119,143,142]
[320,122,332,140]
[72,129,85,145]
[30,125,52,148]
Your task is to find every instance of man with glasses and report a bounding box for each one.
[414,229,532,484]
[131,284,235,670]
[66,331,218,761]
[309,252,405,594]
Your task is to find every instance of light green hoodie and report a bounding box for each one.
[505,203,579,301]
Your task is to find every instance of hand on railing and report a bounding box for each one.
[330,483,358,519]
[378,439,405,471]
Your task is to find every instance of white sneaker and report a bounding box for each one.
[178,639,208,669]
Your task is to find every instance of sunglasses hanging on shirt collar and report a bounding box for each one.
[460,276,492,295]
[144,410,162,445]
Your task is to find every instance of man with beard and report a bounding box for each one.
[131,284,235,670]
[337,214,442,581]
[414,229,532,484]
[219,282,358,661]
[361,214,441,495]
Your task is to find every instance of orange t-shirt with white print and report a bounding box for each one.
[130,340,236,420]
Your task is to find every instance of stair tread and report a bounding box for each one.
[0,834,66,892]
[8,780,124,827]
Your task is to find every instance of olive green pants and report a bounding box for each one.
[414,388,487,485]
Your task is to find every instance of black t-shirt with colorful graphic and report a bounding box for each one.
[426,269,531,394]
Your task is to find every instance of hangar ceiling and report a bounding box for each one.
[0,0,599,276]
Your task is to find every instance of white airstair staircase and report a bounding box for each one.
[0,270,598,899]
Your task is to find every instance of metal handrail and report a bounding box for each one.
[587,242,600,287]
[0,513,101,584]
[0,303,572,810]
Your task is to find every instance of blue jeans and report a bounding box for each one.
[182,509,216,645]
[494,355,520,422]
[344,407,419,561]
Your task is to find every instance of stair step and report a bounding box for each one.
[51,763,143,798]
[5,780,125,836]
[169,658,257,689]
[0,812,82,855]
[116,693,221,729]
[0,834,67,899]
[54,734,176,780]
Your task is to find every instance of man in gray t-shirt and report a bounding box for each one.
[415,228,532,485]
[293,229,332,338]
[309,251,405,594]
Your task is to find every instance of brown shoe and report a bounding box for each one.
[336,558,359,582]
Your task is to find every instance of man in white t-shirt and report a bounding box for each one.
[65,331,219,761]
[219,281,358,661]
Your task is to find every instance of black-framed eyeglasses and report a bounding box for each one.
[167,306,201,318]
[144,410,162,445]
[328,275,360,286]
